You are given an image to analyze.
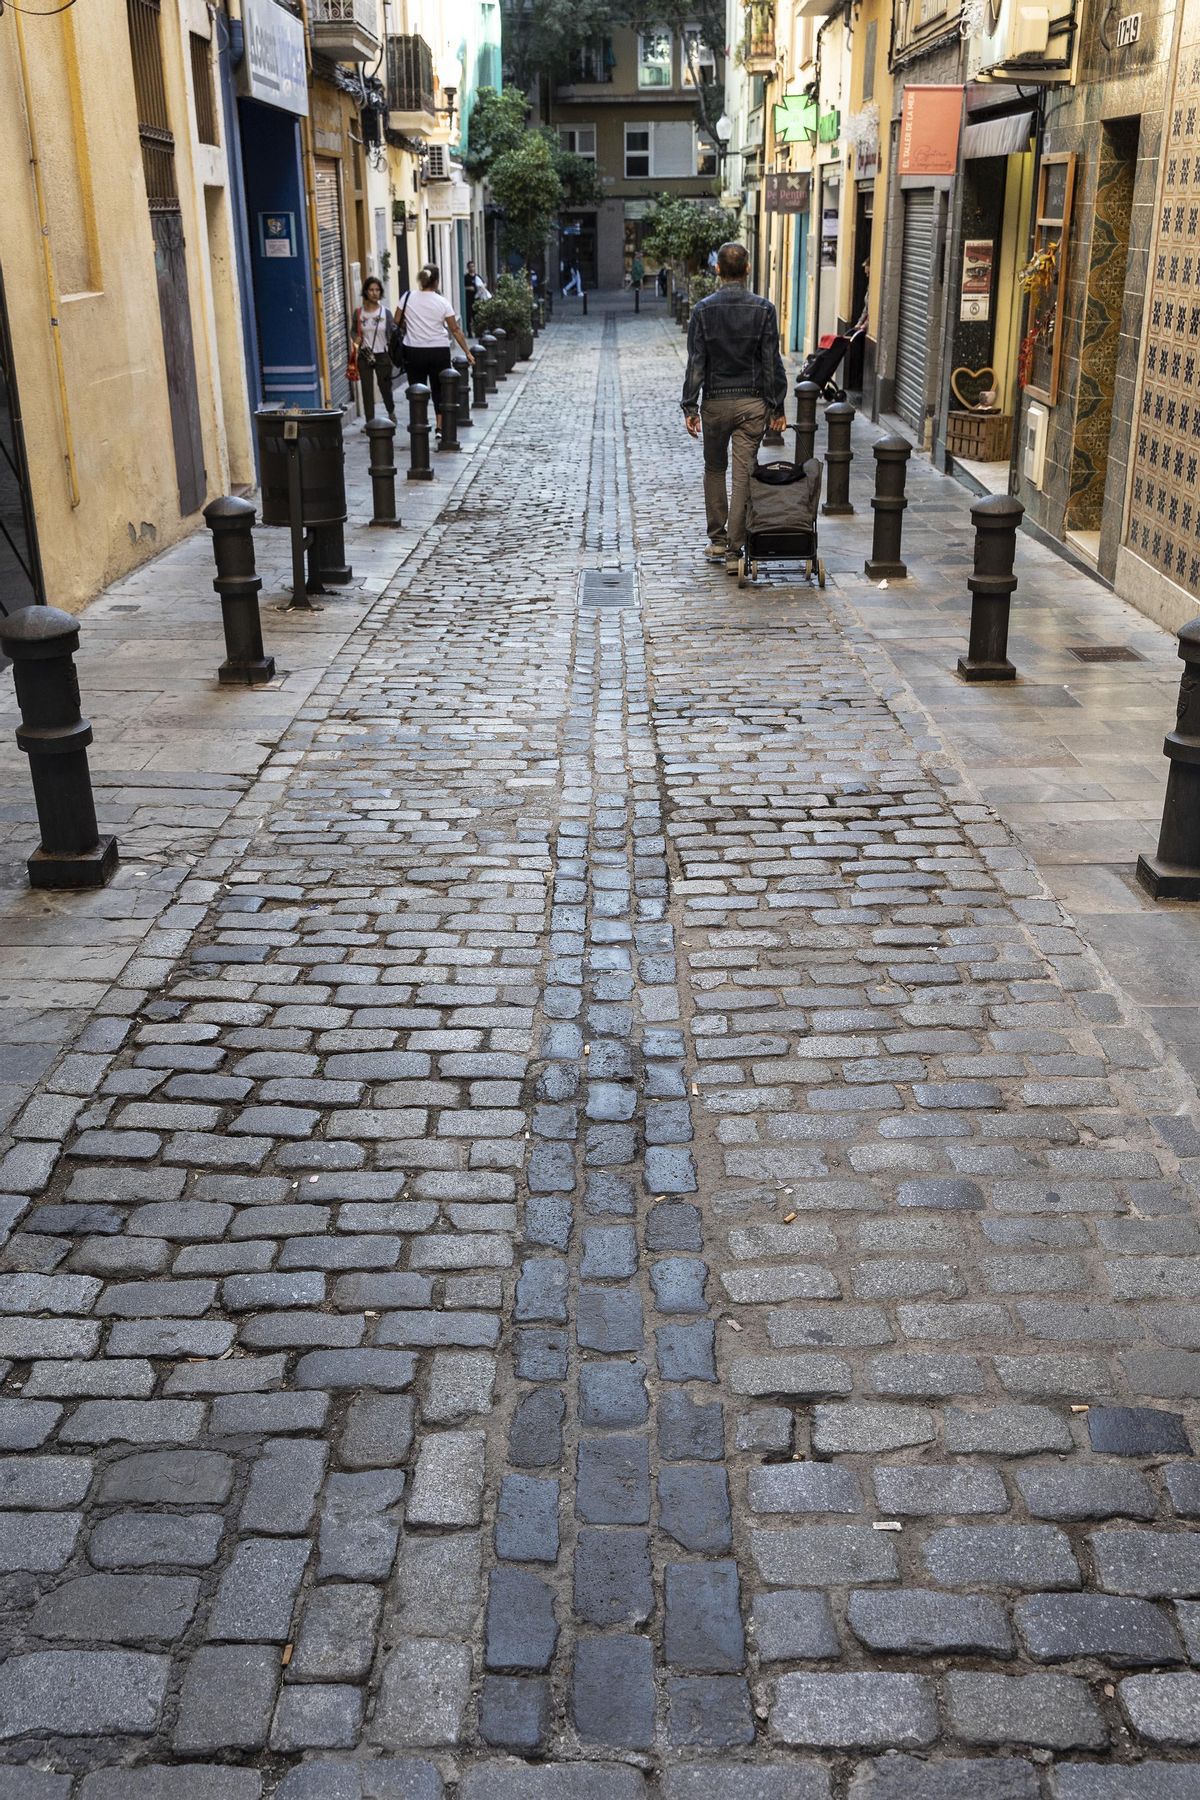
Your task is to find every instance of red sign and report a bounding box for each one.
[898,85,964,176]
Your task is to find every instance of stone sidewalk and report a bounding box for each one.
[0,362,538,1139]
[0,302,1200,1796]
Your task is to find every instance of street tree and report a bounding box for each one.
[488,133,565,265]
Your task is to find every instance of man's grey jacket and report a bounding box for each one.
[680,284,788,416]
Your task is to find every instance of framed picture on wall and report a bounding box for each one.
[1020,151,1075,405]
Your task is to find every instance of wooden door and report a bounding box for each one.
[152,210,206,516]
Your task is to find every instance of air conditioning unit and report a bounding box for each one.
[970,0,1057,76]
[424,143,450,182]
[1023,401,1049,489]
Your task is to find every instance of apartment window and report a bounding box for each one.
[625,126,651,176]
[559,125,597,160]
[917,0,949,23]
[189,32,218,146]
[681,26,717,87]
[638,30,672,87]
[624,120,699,178]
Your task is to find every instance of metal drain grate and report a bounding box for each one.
[581,569,637,609]
[1066,644,1143,663]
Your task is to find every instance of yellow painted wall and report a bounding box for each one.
[0,0,234,610]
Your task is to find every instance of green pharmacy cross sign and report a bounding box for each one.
[772,96,840,145]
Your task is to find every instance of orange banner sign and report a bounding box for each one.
[898,85,964,176]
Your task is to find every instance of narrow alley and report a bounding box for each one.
[0,306,1199,1798]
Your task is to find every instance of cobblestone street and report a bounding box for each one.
[5,306,1200,1796]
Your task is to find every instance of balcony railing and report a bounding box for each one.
[744,0,776,70]
[387,33,435,121]
[310,0,379,62]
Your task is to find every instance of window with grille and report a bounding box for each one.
[127,0,178,209]
[190,32,218,146]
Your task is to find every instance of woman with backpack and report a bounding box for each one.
[350,276,397,424]
[391,265,474,427]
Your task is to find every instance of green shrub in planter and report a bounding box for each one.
[473,273,533,343]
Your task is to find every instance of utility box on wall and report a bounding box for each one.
[1023,401,1049,488]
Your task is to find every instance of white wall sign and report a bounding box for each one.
[240,0,308,117]
[1116,11,1142,44]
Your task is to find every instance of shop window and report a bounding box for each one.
[559,126,597,160]
[638,30,673,87]
[1020,151,1075,405]
[682,27,716,86]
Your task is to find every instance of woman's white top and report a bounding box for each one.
[359,306,389,353]
[401,289,457,347]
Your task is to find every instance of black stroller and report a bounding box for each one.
[798,329,863,404]
[738,455,825,589]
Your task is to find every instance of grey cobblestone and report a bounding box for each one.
[3,305,1200,1786]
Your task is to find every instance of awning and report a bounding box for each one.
[963,111,1035,158]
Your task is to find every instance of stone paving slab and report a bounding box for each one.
[0,302,1197,1792]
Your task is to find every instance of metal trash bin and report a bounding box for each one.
[255,407,351,589]
[256,407,347,525]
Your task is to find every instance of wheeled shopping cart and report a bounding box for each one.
[798,328,865,404]
[738,454,825,589]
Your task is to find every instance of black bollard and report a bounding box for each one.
[1138,620,1200,897]
[957,495,1023,683]
[471,345,489,411]
[504,330,520,374]
[793,380,820,467]
[634,287,640,315]
[366,418,401,526]
[203,496,275,684]
[672,290,682,322]
[491,329,509,381]
[865,435,912,579]
[582,292,588,316]
[406,382,434,481]
[453,354,473,429]
[0,606,118,889]
[481,333,500,394]
[822,401,856,516]
[437,365,461,452]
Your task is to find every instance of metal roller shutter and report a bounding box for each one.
[316,162,350,412]
[893,189,935,434]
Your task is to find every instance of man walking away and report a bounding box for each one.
[681,242,788,573]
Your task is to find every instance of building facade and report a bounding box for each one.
[0,0,496,614]
[549,25,722,290]
[0,0,254,611]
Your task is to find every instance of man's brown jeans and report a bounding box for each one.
[701,394,769,552]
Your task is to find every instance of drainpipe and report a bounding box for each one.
[296,0,333,406]
[12,8,81,508]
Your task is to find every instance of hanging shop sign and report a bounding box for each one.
[960,238,994,320]
[239,0,308,118]
[818,108,841,144]
[765,172,812,212]
[898,85,964,176]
